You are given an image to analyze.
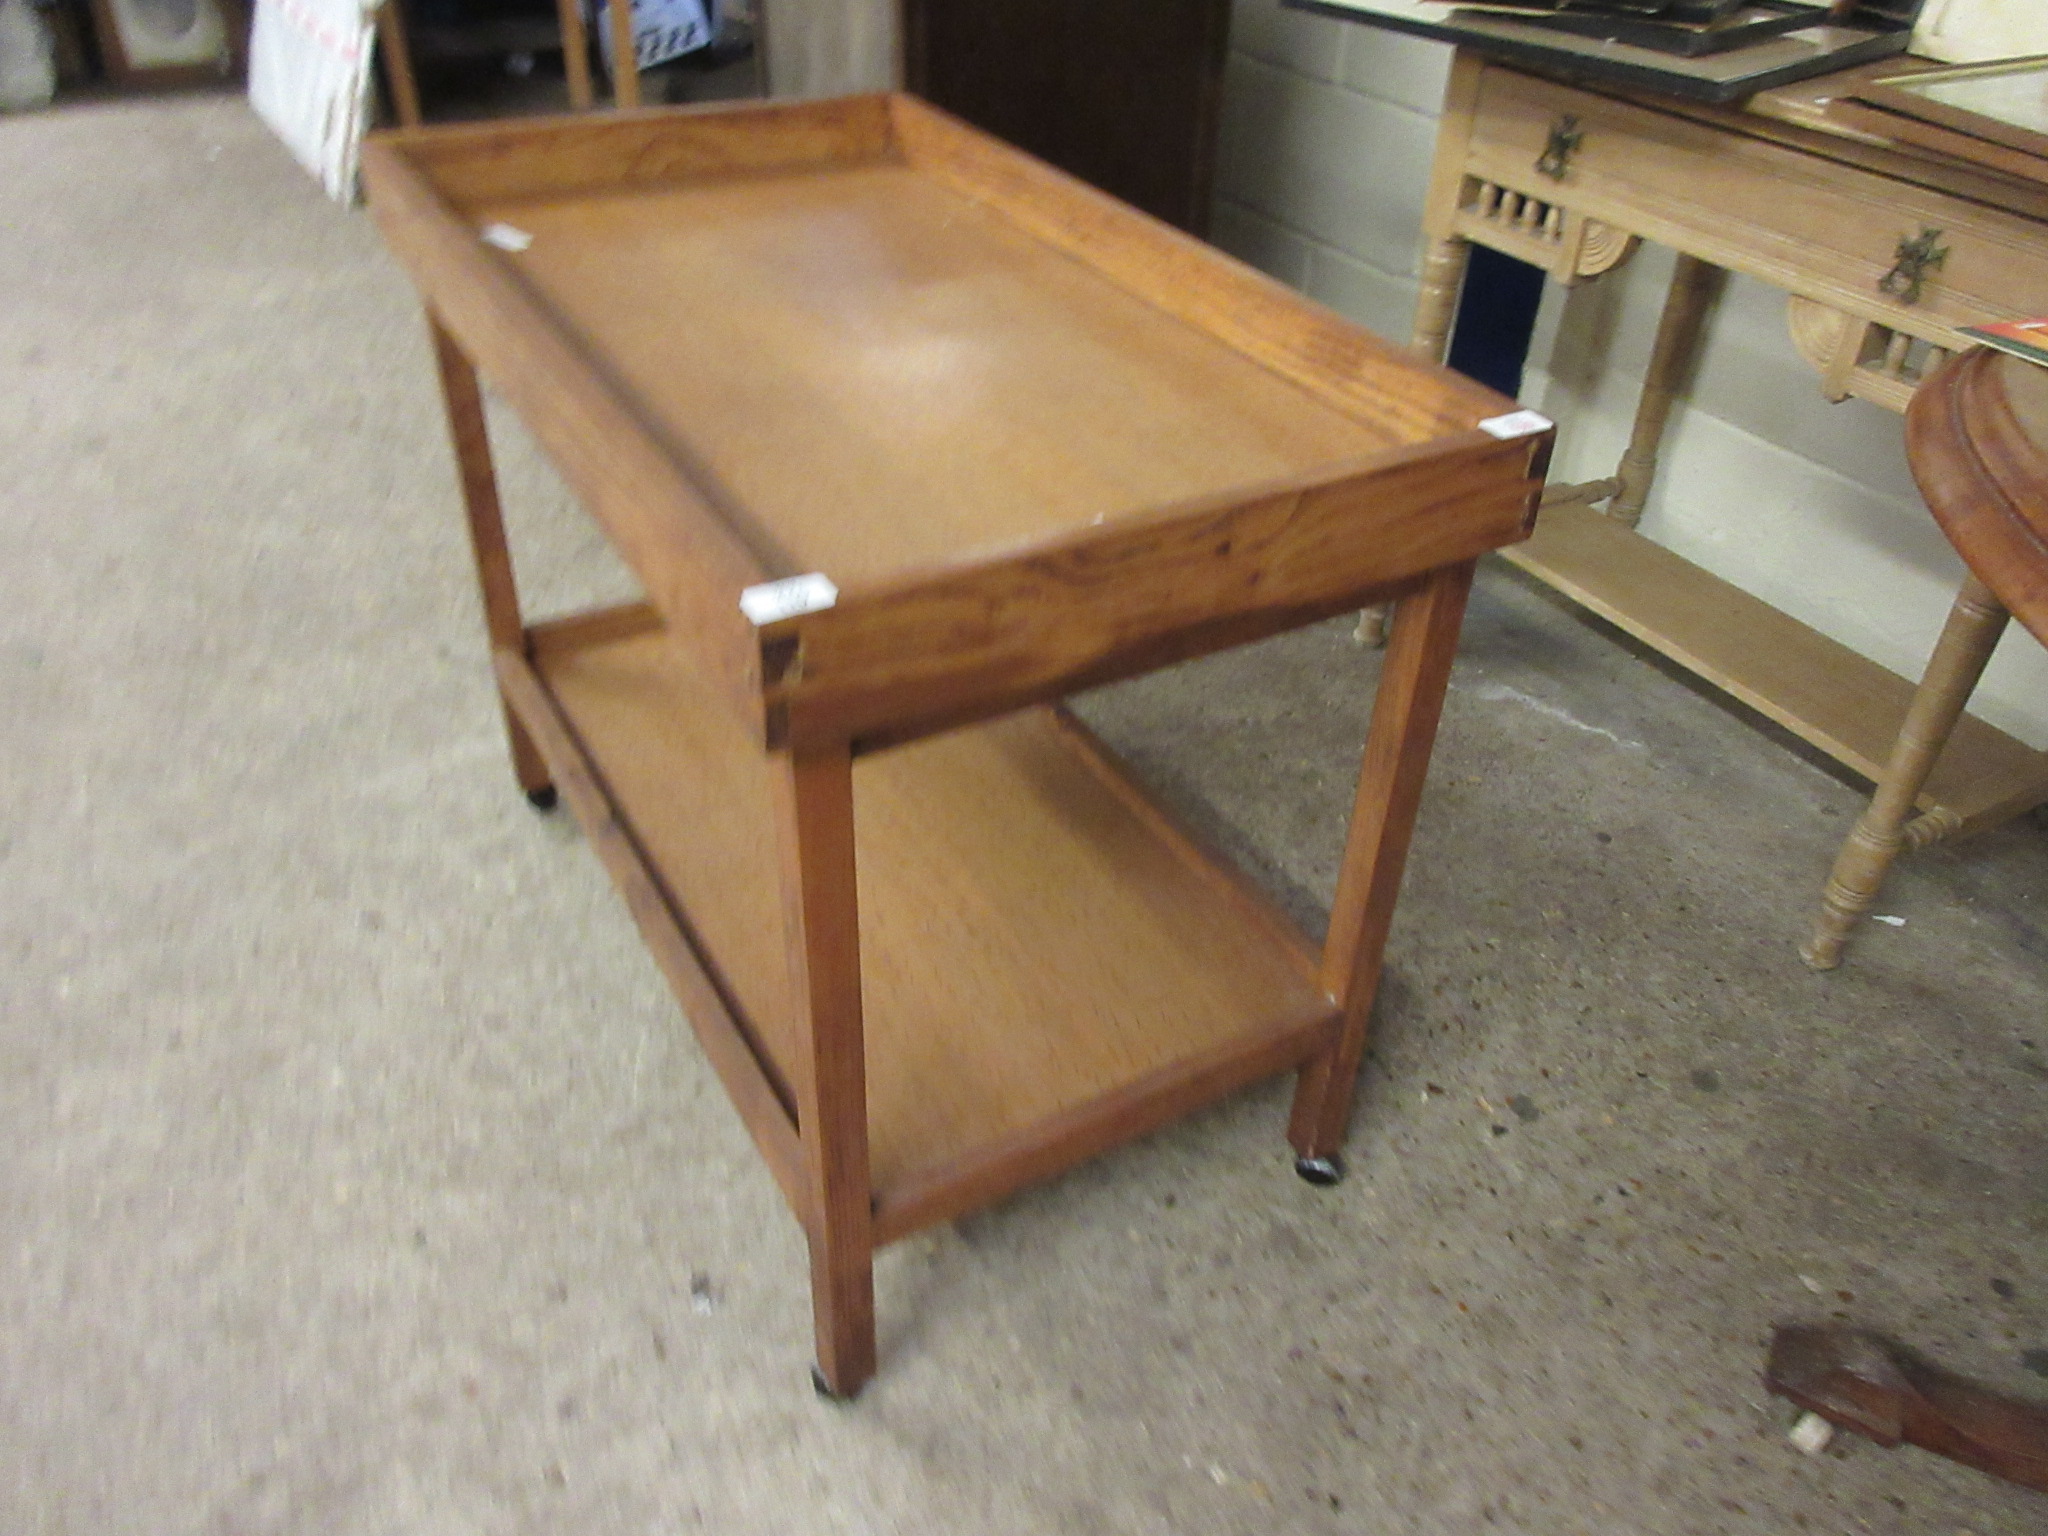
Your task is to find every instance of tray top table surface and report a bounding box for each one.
[366,96,1541,752]
[486,164,1399,584]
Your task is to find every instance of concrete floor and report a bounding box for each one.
[4,92,2047,1536]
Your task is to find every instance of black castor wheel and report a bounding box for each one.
[525,785,559,811]
[1294,1155,1344,1187]
[810,1365,860,1403]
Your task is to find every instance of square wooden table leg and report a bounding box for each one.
[1292,560,1476,1171]
[775,743,877,1398]
[427,318,555,805]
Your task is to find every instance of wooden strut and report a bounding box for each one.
[428,318,554,802]
[1802,572,2009,970]
[1292,560,1476,1157]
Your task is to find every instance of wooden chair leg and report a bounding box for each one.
[1351,238,1476,652]
[1292,561,1476,1169]
[375,0,425,127]
[427,318,554,804]
[556,0,594,109]
[775,744,876,1398]
[606,0,640,107]
[1802,574,2008,970]
[1411,234,1469,363]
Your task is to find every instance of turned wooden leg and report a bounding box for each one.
[775,744,876,1398]
[1293,561,1476,1167]
[1348,239,1477,652]
[556,0,593,109]
[1412,234,1470,363]
[1607,254,1721,527]
[607,0,640,107]
[428,319,554,804]
[374,0,424,127]
[1802,574,2008,969]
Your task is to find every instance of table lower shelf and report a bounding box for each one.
[508,606,1336,1242]
[1502,503,2048,837]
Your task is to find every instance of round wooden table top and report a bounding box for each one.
[1907,347,2048,648]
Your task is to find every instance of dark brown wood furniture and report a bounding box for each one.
[902,0,1231,231]
[376,0,642,128]
[362,93,1549,1396]
[1804,346,2048,967]
[1767,1323,2048,1493]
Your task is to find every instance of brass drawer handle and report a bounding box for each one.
[1536,114,1582,181]
[1878,227,1948,305]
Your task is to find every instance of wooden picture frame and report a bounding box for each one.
[1857,53,2048,159]
[89,0,243,88]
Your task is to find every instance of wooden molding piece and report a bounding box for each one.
[758,431,1545,752]
[1766,1324,2048,1494]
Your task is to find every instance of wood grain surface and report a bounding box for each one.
[378,94,897,209]
[759,431,1541,750]
[1909,349,2048,648]
[535,626,1331,1199]
[482,163,1398,585]
[1461,65,2048,342]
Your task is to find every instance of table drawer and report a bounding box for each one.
[1448,64,2048,348]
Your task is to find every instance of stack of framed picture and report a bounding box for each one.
[1286,0,1921,102]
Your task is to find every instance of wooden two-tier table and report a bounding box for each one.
[363,93,1550,1397]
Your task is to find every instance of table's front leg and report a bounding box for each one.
[428,318,556,808]
[1293,559,1476,1174]
[774,742,877,1399]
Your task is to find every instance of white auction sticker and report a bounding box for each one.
[481,223,534,252]
[1477,409,1553,439]
[740,573,839,625]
